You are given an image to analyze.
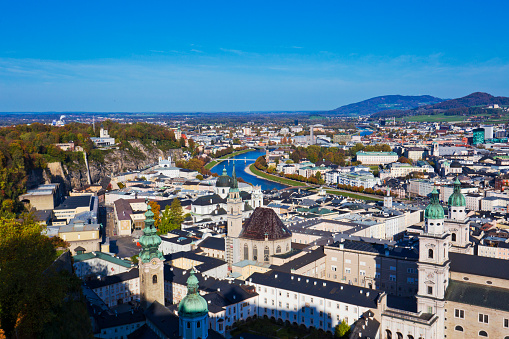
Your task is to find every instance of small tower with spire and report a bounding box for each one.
[139,201,165,309]
[384,188,393,209]
[178,268,209,339]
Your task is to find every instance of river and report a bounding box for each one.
[210,149,288,191]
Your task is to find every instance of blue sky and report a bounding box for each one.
[1,1,508,112]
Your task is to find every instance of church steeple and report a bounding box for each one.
[139,202,164,263]
[231,166,239,190]
[139,200,164,310]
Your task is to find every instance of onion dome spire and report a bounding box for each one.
[138,200,164,263]
[448,176,466,207]
[178,268,208,317]
[424,187,445,220]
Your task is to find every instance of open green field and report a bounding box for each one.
[204,148,254,169]
[325,189,382,201]
[403,112,509,123]
[249,164,307,187]
[404,113,468,122]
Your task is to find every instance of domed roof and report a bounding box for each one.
[448,177,466,207]
[240,207,292,240]
[216,168,232,187]
[425,187,445,220]
[178,269,208,318]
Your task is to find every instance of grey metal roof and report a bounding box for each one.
[248,271,381,308]
[450,252,509,280]
[445,279,509,312]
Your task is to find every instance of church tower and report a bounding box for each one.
[139,203,165,309]
[446,176,471,253]
[447,177,466,221]
[178,268,209,339]
[417,188,449,339]
[226,167,243,270]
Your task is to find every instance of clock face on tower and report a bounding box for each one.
[151,258,158,266]
[427,272,434,280]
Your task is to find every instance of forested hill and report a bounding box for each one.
[0,121,185,214]
[329,95,443,116]
[371,92,509,118]
[427,92,509,110]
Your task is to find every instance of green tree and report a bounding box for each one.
[0,215,92,338]
[334,319,350,338]
[159,199,184,234]
[169,198,184,230]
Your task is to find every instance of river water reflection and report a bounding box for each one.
[210,149,288,191]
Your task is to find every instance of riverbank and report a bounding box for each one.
[205,148,255,170]
[247,164,307,187]
[324,189,382,201]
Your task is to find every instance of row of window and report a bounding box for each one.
[454,309,509,328]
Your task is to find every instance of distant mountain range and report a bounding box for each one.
[367,92,509,119]
[329,95,444,116]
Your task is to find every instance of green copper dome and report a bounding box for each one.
[448,177,466,207]
[425,187,445,220]
[178,269,208,318]
[139,202,164,263]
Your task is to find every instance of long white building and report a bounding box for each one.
[247,271,384,332]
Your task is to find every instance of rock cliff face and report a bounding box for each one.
[37,142,183,192]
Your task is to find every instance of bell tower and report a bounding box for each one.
[226,167,243,269]
[446,176,471,253]
[139,202,165,309]
[417,187,449,339]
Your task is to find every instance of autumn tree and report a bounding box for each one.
[148,201,161,229]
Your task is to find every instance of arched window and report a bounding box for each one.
[253,246,258,261]
[385,329,392,339]
[408,335,414,339]
[452,233,457,241]
[264,246,270,262]
[187,322,191,328]
[197,321,201,328]
[276,245,281,253]
[429,222,434,226]
[428,249,433,259]
[397,332,403,339]
[152,275,157,284]
[455,325,463,332]
[479,330,488,337]
[244,244,249,260]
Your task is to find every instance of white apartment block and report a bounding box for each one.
[356,151,398,165]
